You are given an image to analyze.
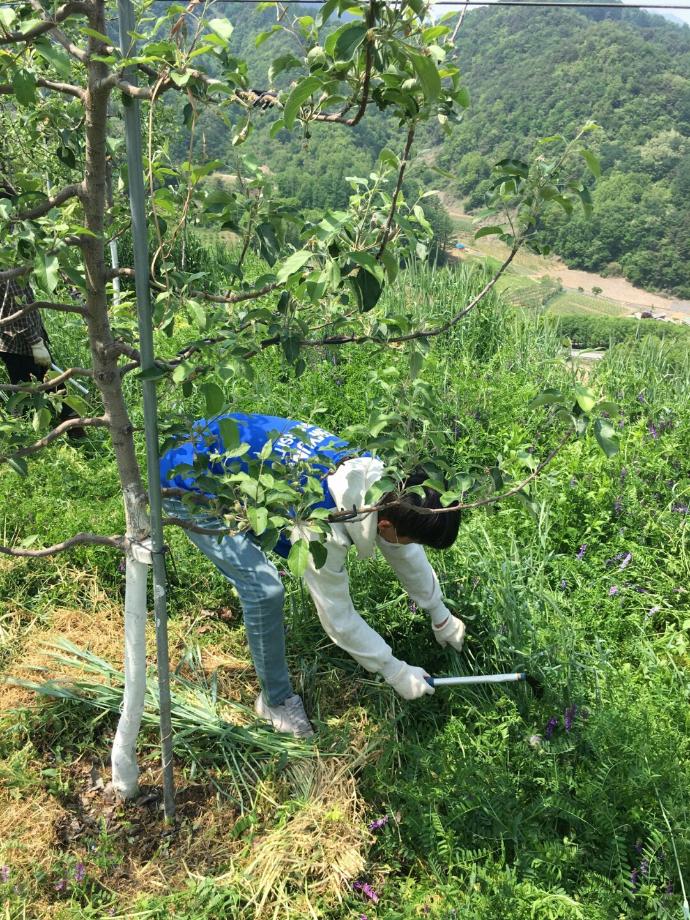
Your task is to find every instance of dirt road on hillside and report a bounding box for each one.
[442,198,690,323]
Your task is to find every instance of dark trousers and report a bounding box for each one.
[0,350,82,430]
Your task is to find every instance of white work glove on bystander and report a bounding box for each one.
[31,339,51,367]
[432,613,466,652]
[385,661,435,700]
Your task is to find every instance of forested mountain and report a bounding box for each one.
[440,4,690,295]
[182,3,690,296]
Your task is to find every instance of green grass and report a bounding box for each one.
[548,291,628,318]
[1,252,689,918]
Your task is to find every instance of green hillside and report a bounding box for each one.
[196,2,690,297]
[436,4,690,296]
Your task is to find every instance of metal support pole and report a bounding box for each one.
[117,0,175,820]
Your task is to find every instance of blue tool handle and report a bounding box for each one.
[424,675,435,688]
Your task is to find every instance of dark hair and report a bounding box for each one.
[380,470,461,550]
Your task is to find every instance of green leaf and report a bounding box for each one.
[287,539,310,577]
[63,395,89,416]
[8,458,28,477]
[409,51,441,101]
[474,225,504,240]
[34,38,71,79]
[582,149,601,178]
[529,388,563,408]
[348,250,384,283]
[208,18,233,42]
[259,439,274,461]
[309,539,327,570]
[247,505,268,536]
[0,7,16,29]
[277,249,312,283]
[138,365,167,381]
[283,76,322,130]
[218,417,240,451]
[349,266,382,312]
[12,69,36,106]
[202,381,225,417]
[332,22,367,62]
[574,384,596,414]
[593,418,620,458]
[33,252,59,294]
[80,26,112,43]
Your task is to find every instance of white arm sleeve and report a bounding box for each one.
[376,538,450,622]
[302,539,403,681]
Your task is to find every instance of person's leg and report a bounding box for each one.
[1,351,46,384]
[192,530,293,706]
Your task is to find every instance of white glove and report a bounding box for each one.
[31,339,51,367]
[433,613,466,652]
[386,662,435,700]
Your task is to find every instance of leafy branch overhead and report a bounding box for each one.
[0,0,607,562]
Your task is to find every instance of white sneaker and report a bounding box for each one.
[254,692,315,738]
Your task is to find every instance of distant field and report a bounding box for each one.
[546,292,628,318]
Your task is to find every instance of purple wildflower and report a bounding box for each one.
[665,880,674,895]
[0,866,9,883]
[630,867,639,891]
[353,881,380,904]
[368,816,389,832]
[646,605,661,619]
[569,477,577,488]
[640,859,650,876]
[118,558,126,574]
[609,585,619,597]
[620,467,628,481]
[54,878,67,892]
[672,504,689,514]
[74,863,86,883]
[619,553,632,571]
[408,601,418,614]
[564,704,578,732]
[576,543,587,561]
[614,498,623,516]
[648,422,659,440]
[634,840,644,855]
[560,579,568,590]
[637,393,646,403]
[545,716,558,739]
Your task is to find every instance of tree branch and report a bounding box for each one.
[0,266,31,282]
[0,300,87,328]
[13,184,82,221]
[161,516,235,536]
[0,367,92,393]
[327,431,574,522]
[0,77,85,100]
[0,1,92,45]
[281,244,520,351]
[376,124,416,259]
[0,532,124,558]
[3,416,108,460]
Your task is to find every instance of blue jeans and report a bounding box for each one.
[164,499,293,706]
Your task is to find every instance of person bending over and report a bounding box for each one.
[160,413,465,738]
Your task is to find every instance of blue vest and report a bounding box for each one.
[159,413,354,557]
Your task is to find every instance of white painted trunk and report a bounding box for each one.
[111,554,148,798]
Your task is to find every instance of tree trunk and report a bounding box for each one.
[81,0,150,798]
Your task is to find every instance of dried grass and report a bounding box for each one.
[0,789,66,871]
[221,754,370,918]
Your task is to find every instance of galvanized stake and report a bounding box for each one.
[117,0,175,821]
